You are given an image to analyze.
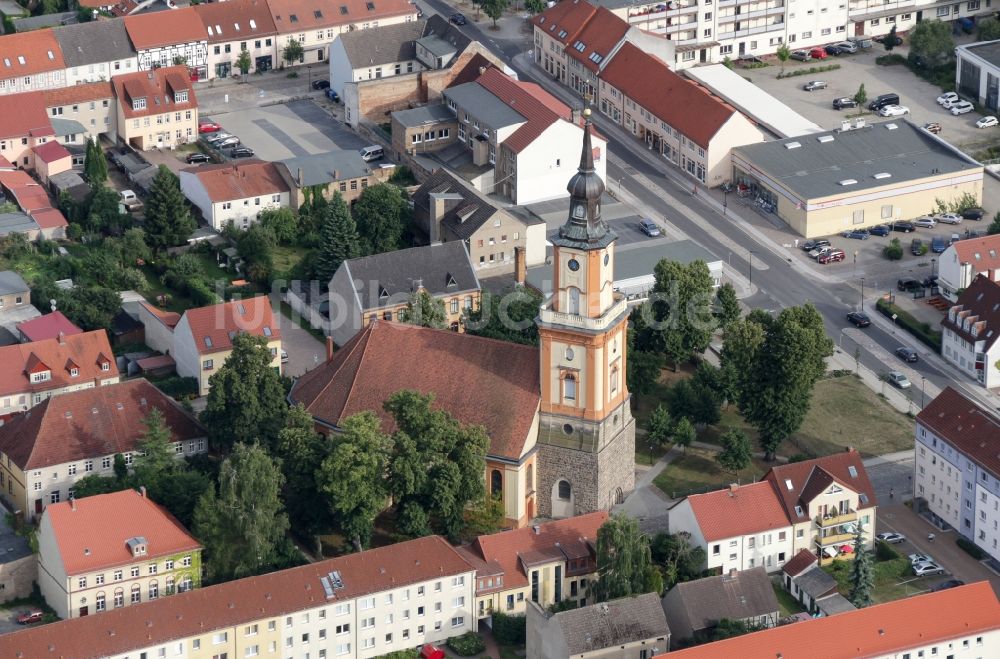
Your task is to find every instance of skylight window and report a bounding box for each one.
[207,26,214,36]
[340,5,348,13]
[249,19,257,29]
[873,172,891,180]
[215,24,222,33]
[838,179,857,186]
[785,141,801,149]
[859,493,869,505]
[366,1,375,9]
[589,53,603,64]
[263,326,272,337]
[290,13,298,22]
[314,9,323,18]
[558,29,567,38]
[234,23,240,31]
[784,479,793,490]
[204,336,213,348]
[572,41,586,52]
[3,59,9,67]
[848,465,858,478]
[17,56,25,65]
[817,135,834,143]
[794,505,804,517]
[47,50,54,60]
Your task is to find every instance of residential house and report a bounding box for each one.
[42,81,117,141]
[179,160,290,230]
[111,66,198,151]
[0,378,205,521]
[0,270,29,313]
[0,535,477,658]
[661,567,779,645]
[780,549,855,618]
[16,311,81,343]
[411,169,546,274]
[941,275,1000,388]
[52,19,138,86]
[915,387,1000,562]
[124,8,209,79]
[0,329,118,419]
[193,0,279,79]
[37,488,203,619]
[666,582,1000,659]
[325,241,480,346]
[526,593,669,659]
[0,29,66,95]
[32,140,72,185]
[937,233,1000,302]
[390,104,459,156]
[0,169,69,239]
[327,19,425,97]
[456,512,606,621]
[268,0,418,68]
[138,296,281,396]
[274,150,394,208]
[0,91,56,170]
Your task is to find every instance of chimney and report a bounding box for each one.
[845,446,854,453]
[478,66,486,76]
[532,525,540,535]
[139,486,147,498]
[70,498,76,511]
[514,245,526,285]
[297,167,304,188]
[57,331,65,345]
[728,483,738,497]
[326,336,335,362]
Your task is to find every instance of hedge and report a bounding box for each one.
[875,298,942,351]
[875,538,902,562]
[447,632,486,656]
[776,63,841,79]
[957,536,985,560]
[492,611,527,646]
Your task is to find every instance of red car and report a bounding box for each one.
[809,47,828,60]
[198,121,221,134]
[818,248,845,264]
[17,610,43,625]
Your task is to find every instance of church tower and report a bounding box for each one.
[536,109,635,519]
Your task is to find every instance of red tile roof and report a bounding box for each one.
[112,66,197,120]
[762,450,877,524]
[461,512,606,590]
[6,182,52,213]
[43,489,202,575]
[781,548,818,578]
[16,311,82,343]
[951,233,1000,277]
[29,207,68,230]
[193,0,278,43]
[124,7,206,49]
[562,6,629,73]
[181,160,290,203]
[600,43,736,149]
[665,581,1000,659]
[942,275,1000,351]
[686,482,790,542]
[0,29,66,79]
[32,140,71,164]
[474,67,571,155]
[0,378,205,471]
[532,0,598,47]
[290,321,541,461]
[0,535,471,657]
[182,295,279,355]
[42,81,114,108]
[0,330,115,402]
[0,92,52,141]
[267,0,417,32]
[140,301,182,329]
[917,386,1000,478]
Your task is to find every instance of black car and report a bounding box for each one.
[311,79,330,90]
[896,346,919,363]
[930,579,965,592]
[869,224,892,236]
[825,45,842,56]
[897,277,922,292]
[891,221,915,233]
[801,239,831,251]
[186,152,211,164]
[449,12,467,25]
[962,207,985,220]
[230,146,254,158]
[833,97,858,110]
[911,238,924,255]
[847,311,871,327]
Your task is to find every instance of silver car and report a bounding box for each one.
[913,561,945,577]
[216,136,241,148]
[887,371,911,389]
[803,80,828,91]
[913,216,936,228]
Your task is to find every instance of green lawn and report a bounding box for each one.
[772,582,806,617]
[635,429,669,467]
[823,556,929,605]
[653,446,772,499]
[273,244,311,277]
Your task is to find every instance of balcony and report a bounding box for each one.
[816,510,858,528]
[815,531,855,547]
[538,293,628,333]
[663,19,699,33]
[717,21,785,39]
[717,4,786,21]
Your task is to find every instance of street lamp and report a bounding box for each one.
[860,277,865,311]
[748,250,755,288]
[931,258,937,279]
[723,187,729,216]
[853,250,858,278]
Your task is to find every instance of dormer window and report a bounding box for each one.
[31,371,51,383]
[70,368,79,377]
[100,362,110,372]
[174,90,188,103]
[132,97,147,111]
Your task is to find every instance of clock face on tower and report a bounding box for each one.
[568,258,580,272]
[572,204,586,220]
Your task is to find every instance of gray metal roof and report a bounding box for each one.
[338,20,424,68]
[392,103,455,128]
[793,566,838,600]
[53,19,136,67]
[0,212,37,236]
[555,593,669,655]
[817,593,856,615]
[963,39,1000,68]
[51,118,87,138]
[733,119,983,201]
[13,11,76,32]
[341,241,479,311]
[277,150,372,188]
[416,34,457,59]
[665,567,779,632]
[422,14,471,53]
[443,82,525,130]
[0,270,29,296]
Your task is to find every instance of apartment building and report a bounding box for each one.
[52,19,138,86]
[937,233,1000,302]
[0,379,206,522]
[0,29,66,95]
[0,535,477,658]
[37,488,202,619]
[193,0,280,79]
[941,275,1000,388]
[124,8,209,78]
[43,82,117,142]
[112,66,199,151]
[915,387,1000,562]
[179,160,291,230]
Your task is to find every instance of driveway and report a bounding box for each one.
[276,308,327,379]
[0,608,27,636]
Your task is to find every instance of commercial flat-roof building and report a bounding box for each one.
[731,119,984,238]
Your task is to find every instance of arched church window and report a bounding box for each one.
[526,464,533,492]
[568,287,580,315]
[491,470,502,497]
[610,366,619,395]
[558,480,572,500]
[563,373,577,401]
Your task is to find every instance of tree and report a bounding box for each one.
[978,16,1000,42]
[353,184,407,254]
[237,224,276,283]
[639,259,716,370]
[714,282,740,329]
[710,618,766,642]
[400,290,448,328]
[883,25,899,52]
[316,411,389,551]
[716,428,753,478]
[145,165,196,249]
[465,493,505,536]
[650,532,705,589]
[86,186,128,234]
[775,44,790,74]
[120,227,151,265]
[464,287,542,346]
[883,237,903,260]
[647,405,673,448]
[482,0,507,28]
[71,474,127,498]
[672,417,696,453]
[848,527,873,608]
[83,139,107,185]
[173,55,188,66]
[908,20,955,71]
[988,212,1000,235]
[235,47,252,77]
[593,514,661,602]
[59,286,121,331]
[259,208,297,244]
[113,453,128,481]
[275,404,331,543]
[200,332,289,452]
[524,0,546,13]
[313,192,361,285]
[283,39,304,66]
[193,443,291,583]
[853,83,867,118]
[132,409,177,487]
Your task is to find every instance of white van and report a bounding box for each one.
[360,145,384,162]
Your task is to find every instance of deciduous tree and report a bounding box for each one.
[400,290,447,328]
[282,39,304,66]
[988,212,1000,235]
[672,417,696,453]
[716,428,753,478]
[883,25,899,51]
[313,192,361,285]
[650,532,705,588]
[275,404,331,542]
[258,207,297,244]
[132,409,177,486]
[353,184,407,254]
[145,165,196,249]
[714,282,740,329]
[482,0,507,28]
[464,287,542,346]
[978,16,1000,42]
[640,260,716,369]
[908,20,955,70]
[236,47,252,77]
[775,44,790,74]
[236,223,276,283]
[647,405,673,448]
[853,83,868,117]
[593,514,662,601]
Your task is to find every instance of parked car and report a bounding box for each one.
[896,346,919,363]
[950,100,975,115]
[198,121,221,133]
[803,80,828,91]
[833,97,858,110]
[911,238,924,255]
[869,224,892,237]
[962,207,985,220]
[638,218,661,237]
[923,122,942,134]
[809,246,833,259]
[842,229,869,240]
[801,239,831,251]
[936,213,963,225]
[311,79,330,90]
[206,132,234,144]
[977,116,999,129]
[897,277,922,292]
[891,221,915,233]
[913,561,945,577]
[216,136,240,148]
[879,104,910,117]
[281,349,289,363]
[230,146,254,158]
[834,41,858,53]
[887,371,912,389]
[808,47,828,60]
[847,311,871,327]
[868,93,900,111]
[186,152,211,164]
[876,532,906,544]
[824,45,842,56]
[875,34,904,46]
[818,248,846,264]
[16,610,43,625]
[449,12,467,24]
[325,88,340,102]
[908,553,934,565]
[931,236,948,253]
[913,216,936,228]
[930,579,966,592]
[790,49,811,61]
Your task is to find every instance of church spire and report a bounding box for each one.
[552,108,614,250]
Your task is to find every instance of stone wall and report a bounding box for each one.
[0,555,37,604]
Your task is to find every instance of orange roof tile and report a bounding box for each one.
[42,81,114,108]
[0,378,205,471]
[0,29,66,79]
[29,207,68,230]
[267,0,417,33]
[112,66,197,120]
[290,322,541,461]
[917,386,1000,477]
[664,581,1000,659]
[193,0,278,43]
[686,482,790,542]
[474,67,571,155]
[532,0,598,47]
[562,6,629,73]
[600,43,736,149]
[781,548,818,577]
[124,7,206,49]
[0,535,471,657]
[0,92,52,141]
[762,450,877,524]
[0,330,115,401]
[182,295,279,355]
[139,301,181,329]
[181,160,290,203]
[952,233,1000,275]
[44,489,202,575]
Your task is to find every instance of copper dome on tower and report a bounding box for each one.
[552,108,615,250]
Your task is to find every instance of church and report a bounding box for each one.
[290,111,636,527]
